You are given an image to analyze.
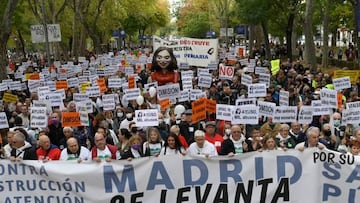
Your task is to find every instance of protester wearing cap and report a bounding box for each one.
[204,121,223,153]
[179,109,202,145]
[187,130,217,158]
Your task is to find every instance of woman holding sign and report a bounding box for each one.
[148,47,179,86]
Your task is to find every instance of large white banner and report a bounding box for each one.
[153,36,218,67]
[30,24,62,43]
[0,149,358,203]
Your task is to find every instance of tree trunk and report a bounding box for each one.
[286,11,295,61]
[0,0,19,81]
[304,0,317,69]
[261,22,271,60]
[321,0,330,69]
[249,24,254,57]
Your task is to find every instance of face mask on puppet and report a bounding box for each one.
[156,50,171,69]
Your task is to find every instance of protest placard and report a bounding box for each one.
[231,105,259,124]
[258,73,270,88]
[218,64,234,80]
[102,94,115,111]
[206,99,216,113]
[86,86,101,97]
[0,112,9,129]
[312,100,331,116]
[159,98,171,110]
[62,112,82,127]
[135,109,158,127]
[55,80,68,90]
[216,104,233,121]
[192,98,206,124]
[3,92,18,103]
[279,90,289,106]
[298,106,313,124]
[236,98,257,106]
[67,77,79,88]
[320,88,337,109]
[333,76,351,91]
[108,78,124,88]
[178,90,190,102]
[181,70,193,90]
[241,73,252,86]
[272,106,298,123]
[257,101,275,118]
[30,107,47,128]
[197,75,212,88]
[157,83,180,100]
[247,83,267,98]
[124,88,141,100]
[128,75,136,89]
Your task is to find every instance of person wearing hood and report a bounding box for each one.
[276,124,296,149]
[36,135,61,161]
[10,131,37,161]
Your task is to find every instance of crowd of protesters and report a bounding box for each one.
[0,44,360,163]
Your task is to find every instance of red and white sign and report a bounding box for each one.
[218,64,234,80]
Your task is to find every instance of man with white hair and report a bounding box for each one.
[187,130,218,158]
[295,127,325,151]
[9,131,37,161]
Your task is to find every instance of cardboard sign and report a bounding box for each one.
[272,106,298,123]
[236,98,256,106]
[219,64,234,80]
[73,93,89,102]
[80,82,91,94]
[0,112,9,129]
[178,90,190,102]
[312,100,331,116]
[3,92,18,103]
[258,73,270,88]
[108,78,124,88]
[135,109,158,127]
[27,73,40,80]
[56,80,68,90]
[28,80,41,92]
[333,70,360,84]
[159,98,171,110]
[190,89,206,101]
[79,110,89,126]
[76,99,93,114]
[255,67,269,74]
[97,78,107,93]
[0,82,8,92]
[30,107,47,128]
[102,94,115,111]
[206,99,216,114]
[320,88,337,109]
[181,71,193,90]
[128,75,136,89]
[157,83,181,100]
[231,105,259,125]
[241,73,252,86]
[216,104,233,121]
[333,76,351,91]
[124,88,141,100]
[197,75,212,88]
[62,112,82,127]
[298,106,313,124]
[192,98,206,124]
[86,86,101,97]
[247,83,267,98]
[257,101,276,118]
[8,81,22,91]
[44,92,63,107]
[279,90,289,106]
[67,77,79,88]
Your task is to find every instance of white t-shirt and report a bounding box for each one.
[187,140,218,157]
[60,146,92,161]
[143,142,163,156]
[159,146,185,156]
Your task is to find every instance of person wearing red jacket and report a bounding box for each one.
[204,121,224,153]
[36,135,61,161]
[91,133,120,162]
